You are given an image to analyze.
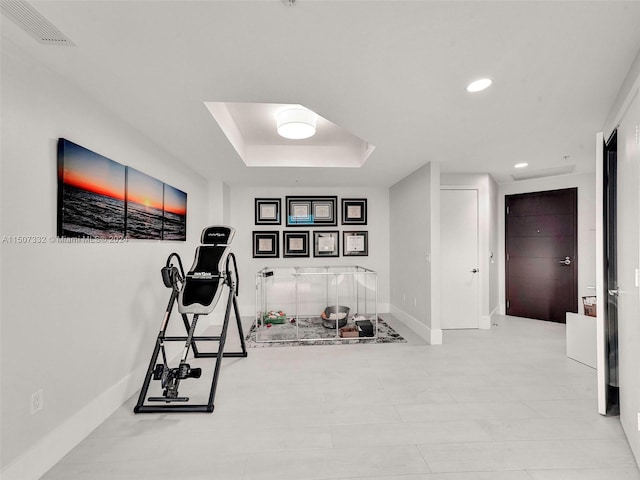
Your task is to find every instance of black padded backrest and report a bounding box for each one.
[187,245,226,277]
[178,226,235,315]
[180,246,229,309]
[201,226,235,245]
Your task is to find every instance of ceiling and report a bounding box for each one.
[204,101,375,167]
[3,1,640,187]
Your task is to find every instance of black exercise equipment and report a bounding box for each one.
[134,225,247,413]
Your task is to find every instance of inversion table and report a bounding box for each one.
[134,225,247,413]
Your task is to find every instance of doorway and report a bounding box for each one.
[440,188,480,329]
[603,129,619,415]
[505,188,578,323]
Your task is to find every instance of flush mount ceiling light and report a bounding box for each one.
[466,78,492,93]
[276,107,317,140]
[514,162,529,168]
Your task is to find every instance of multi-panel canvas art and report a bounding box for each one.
[126,167,164,239]
[57,139,127,238]
[162,184,188,240]
[57,138,187,240]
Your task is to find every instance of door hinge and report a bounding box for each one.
[506,253,509,261]
[506,300,510,309]
[506,206,510,214]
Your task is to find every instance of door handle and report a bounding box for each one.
[470,268,479,273]
[559,256,571,266]
[608,289,619,296]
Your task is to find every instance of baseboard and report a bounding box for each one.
[390,305,442,345]
[1,366,144,480]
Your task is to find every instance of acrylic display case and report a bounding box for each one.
[255,266,378,343]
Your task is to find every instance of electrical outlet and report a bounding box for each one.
[31,389,43,415]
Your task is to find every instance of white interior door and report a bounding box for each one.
[595,131,606,415]
[614,93,640,418]
[440,188,480,329]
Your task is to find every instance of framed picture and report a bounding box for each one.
[283,231,310,257]
[343,231,368,256]
[253,231,279,258]
[255,198,281,225]
[286,196,337,227]
[342,198,367,225]
[313,231,339,257]
[162,184,187,241]
[57,138,126,239]
[57,138,187,241]
[287,198,312,225]
[126,167,164,240]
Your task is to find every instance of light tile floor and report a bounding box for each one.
[42,315,640,480]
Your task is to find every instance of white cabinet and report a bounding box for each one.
[566,312,597,368]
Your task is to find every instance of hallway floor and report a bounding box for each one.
[42,315,640,480]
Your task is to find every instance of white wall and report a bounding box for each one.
[441,173,499,328]
[389,162,441,344]
[489,176,500,316]
[614,89,640,461]
[498,173,597,316]
[0,41,210,478]
[228,185,390,316]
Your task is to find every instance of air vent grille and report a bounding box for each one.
[1,0,74,46]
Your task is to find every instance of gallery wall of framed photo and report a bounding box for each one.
[253,195,369,258]
[230,184,390,313]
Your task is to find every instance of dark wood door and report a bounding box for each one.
[506,188,578,323]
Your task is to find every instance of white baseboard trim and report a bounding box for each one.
[1,366,144,480]
[390,305,442,345]
[476,307,501,329]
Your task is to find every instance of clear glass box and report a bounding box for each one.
[255,266,378,343]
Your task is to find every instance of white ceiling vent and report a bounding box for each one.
[1,0,74,46]
[511,165,575,181]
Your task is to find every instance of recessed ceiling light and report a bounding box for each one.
[466,78,492,93]
[514,162,528,169]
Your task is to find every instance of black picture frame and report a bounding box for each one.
[343,231,368,256]
[313,231,339,257]
[255,198,281,225]
[253,231,279,258]
[283,230,310,257]
[342,198,367,225]
[286,196,337,227]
